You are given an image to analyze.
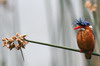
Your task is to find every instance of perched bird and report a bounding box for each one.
[73,18,95,59]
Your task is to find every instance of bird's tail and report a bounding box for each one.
[85,53,91,59]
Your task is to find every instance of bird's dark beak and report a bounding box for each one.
[73,26,82,30]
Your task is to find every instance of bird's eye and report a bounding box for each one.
[89,25,93,29]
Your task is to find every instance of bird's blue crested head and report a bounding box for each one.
[73,18,91,26]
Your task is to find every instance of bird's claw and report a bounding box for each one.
[87,51,91,54]
[80,49,83,53]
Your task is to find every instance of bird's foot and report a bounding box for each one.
[87,51,91,54]
[80,49,83,53]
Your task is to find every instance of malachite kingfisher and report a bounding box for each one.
[73,18,95,59]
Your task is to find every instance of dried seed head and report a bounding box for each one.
[1,33,28,50]
[85,1,97,12]
[12,36,16,40]
[0,0,6,4]
[85,1,92,8]
[23,41,28,45]
[90,4,97,11]
[2,38,7,41]
[16,33,20,37]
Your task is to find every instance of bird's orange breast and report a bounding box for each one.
[77,28,95,51]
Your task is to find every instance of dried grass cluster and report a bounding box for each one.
[2,33,28,50]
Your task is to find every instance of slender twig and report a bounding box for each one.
[20,48,24,61]
[25,39,100,56]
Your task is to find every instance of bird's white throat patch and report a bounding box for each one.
[89,25,93,30]
[78,28,85,31]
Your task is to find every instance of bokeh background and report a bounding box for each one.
[0,0,100,66]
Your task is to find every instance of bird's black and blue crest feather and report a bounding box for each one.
[73,18,91,26]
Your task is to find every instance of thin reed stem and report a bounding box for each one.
[25,39,100,56]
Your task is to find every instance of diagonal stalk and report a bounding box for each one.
[25,39,100,56]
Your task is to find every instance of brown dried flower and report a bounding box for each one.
[85,1,97,12]
[90,4,97,11]
[85,1,92,8]
[0,0,6,4]
[2,33,28,50]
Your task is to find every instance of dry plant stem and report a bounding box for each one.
[20,49,24,61]
[25,39,100,57]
